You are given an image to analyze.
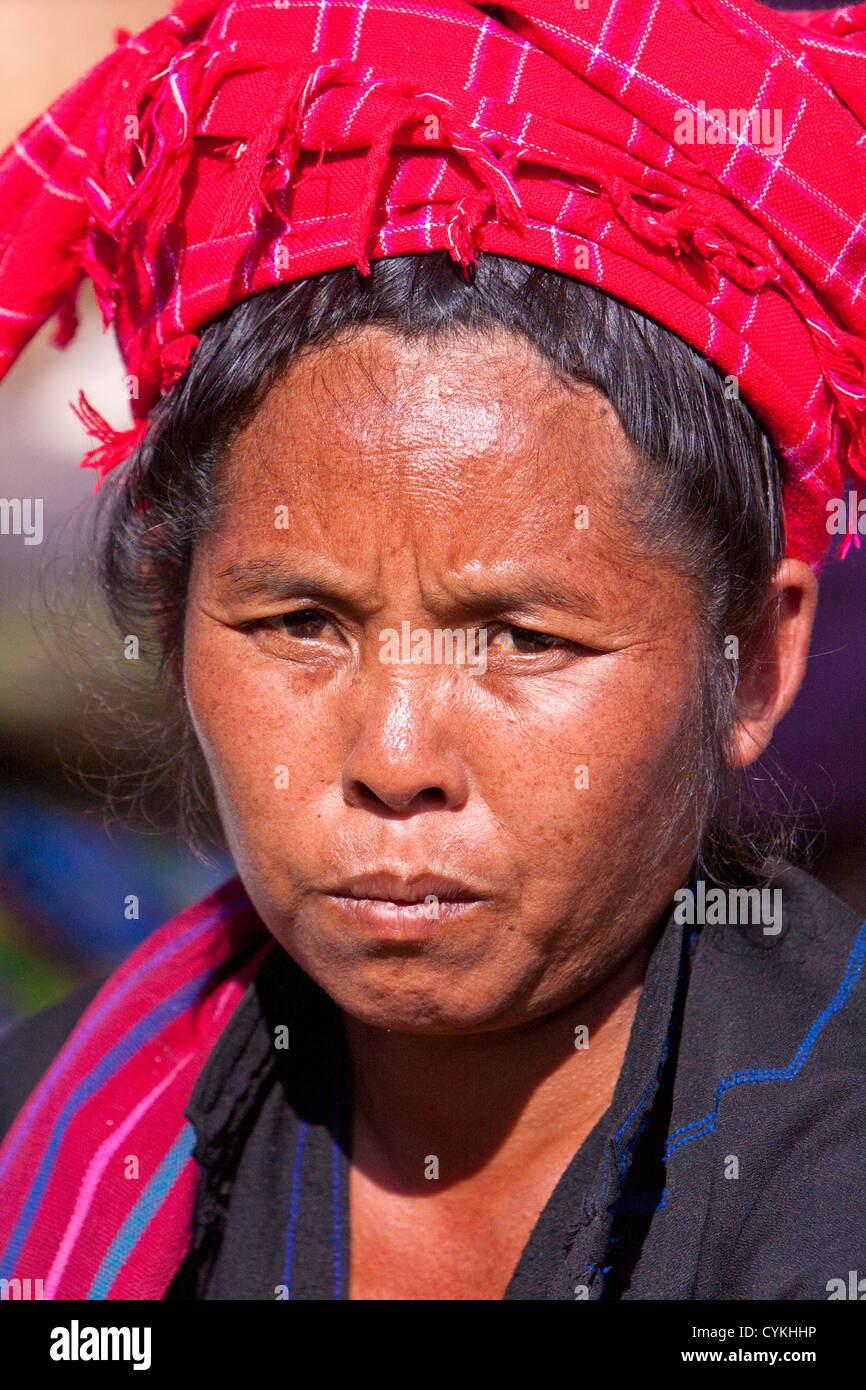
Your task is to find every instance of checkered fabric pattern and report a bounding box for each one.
[0,0,865,566]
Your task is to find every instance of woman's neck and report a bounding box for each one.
[341,929,656,1192]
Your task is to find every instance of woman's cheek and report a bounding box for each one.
[487,650,695,826]
[184,626,323,833]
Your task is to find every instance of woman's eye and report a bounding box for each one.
[245,614,579,659]
[261,608,332,639]
[489,624,567,655]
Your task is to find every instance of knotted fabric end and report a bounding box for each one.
[51,275,85,350]
[160,332,201,393]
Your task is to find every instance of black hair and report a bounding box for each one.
[94,250,794,882]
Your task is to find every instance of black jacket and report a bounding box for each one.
[1,862,864,1299]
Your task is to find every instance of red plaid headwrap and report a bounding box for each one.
[0,0,865,567]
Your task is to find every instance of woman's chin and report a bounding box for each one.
[285,941,523,1035]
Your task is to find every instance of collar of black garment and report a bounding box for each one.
[170,890,695,1300]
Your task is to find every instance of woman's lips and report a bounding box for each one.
[327,871,482,903]
[324,893,482,938]
[321,871,485,937]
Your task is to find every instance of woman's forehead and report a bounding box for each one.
[225,325,631,521]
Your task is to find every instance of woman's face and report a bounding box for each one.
[184,325,705,1034]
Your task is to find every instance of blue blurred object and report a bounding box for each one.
[0,785,234,1029]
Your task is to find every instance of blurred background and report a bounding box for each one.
[0,1,863,1033]
[0,2,231,1032]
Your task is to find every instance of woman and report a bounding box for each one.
[0,0,864,1301]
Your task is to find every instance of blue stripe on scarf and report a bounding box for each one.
[0,897,244,1186]
[0,967,220,1276]
[282,1121,308,1297]
[87,1122,198,1298]
[331,1131,343,1298]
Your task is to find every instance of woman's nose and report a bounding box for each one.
[339,666,471,816]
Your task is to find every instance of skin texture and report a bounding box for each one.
[182,325,817,1298]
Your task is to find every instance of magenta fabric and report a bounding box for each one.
[0,0,865,565]
[0,878,271,1298]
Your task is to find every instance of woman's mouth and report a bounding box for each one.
[322,871,484,938]
[325,895,482,937]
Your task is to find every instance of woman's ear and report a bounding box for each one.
[727,559,819,770]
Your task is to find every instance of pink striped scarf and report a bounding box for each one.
[0,878,273,1299]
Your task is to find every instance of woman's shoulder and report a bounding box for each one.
[693,860,864,958]
[0,976,107,1146]
[647,863,866,1297]
[689,860,866,1038]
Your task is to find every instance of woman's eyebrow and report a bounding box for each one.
[444,576,602,620]
[215,560,602,619]
[214,559,375,616]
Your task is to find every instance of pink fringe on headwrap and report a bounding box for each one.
[208,57,318,237]
[236,60,528,277]
[349,82,526,276]
[84,32,265,264]
[604,177,787,293]
[70,391,148,486]
[443,133,525,273]
[839,529,861,561]
[804,315,866,483]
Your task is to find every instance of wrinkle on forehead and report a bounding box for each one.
[226,323,631,528]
